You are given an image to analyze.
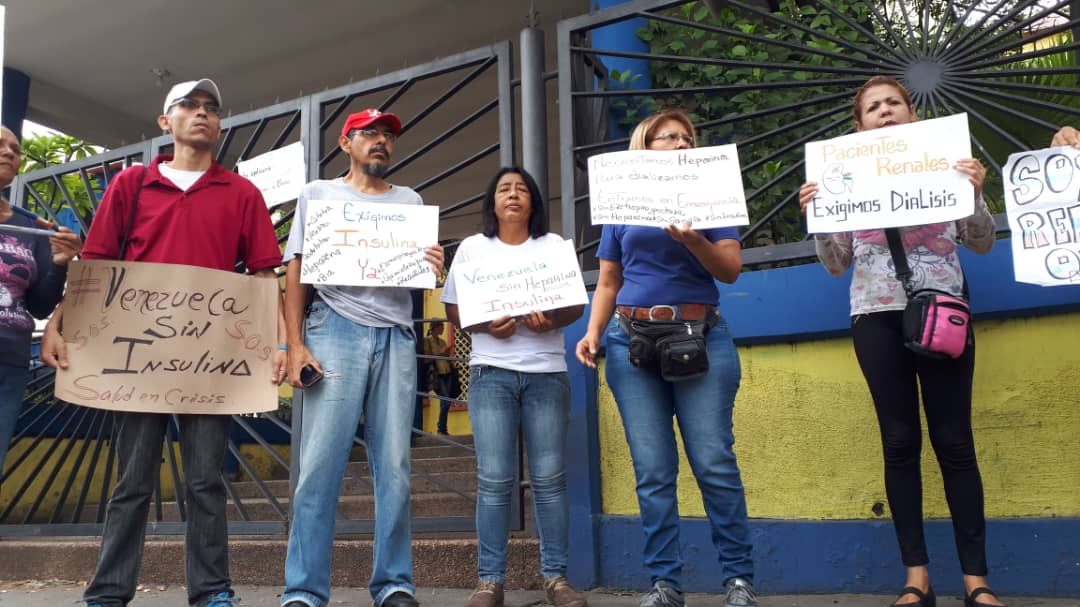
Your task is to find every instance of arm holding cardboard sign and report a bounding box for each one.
[254,267,288,385]
[40,304,68,369]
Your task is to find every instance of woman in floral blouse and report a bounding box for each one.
[799,76,1003,607]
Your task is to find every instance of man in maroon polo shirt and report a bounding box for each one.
[40,78,285,607]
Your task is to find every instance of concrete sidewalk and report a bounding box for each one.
[0,582,1076,606]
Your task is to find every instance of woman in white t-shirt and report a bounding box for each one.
[442,167,587,607]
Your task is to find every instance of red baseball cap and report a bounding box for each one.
[341,109,403,137]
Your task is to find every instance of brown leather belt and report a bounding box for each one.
[616,304,716,322]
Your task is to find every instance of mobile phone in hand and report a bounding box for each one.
[299,364,324,388]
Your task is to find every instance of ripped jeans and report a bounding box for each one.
[282,301,417,607]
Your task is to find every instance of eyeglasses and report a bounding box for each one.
[648,132,694,145]
[171,97,222,116]
[349,127,398,143]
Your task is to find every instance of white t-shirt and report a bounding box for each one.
[158,163,206,191]
[442,233,568,373]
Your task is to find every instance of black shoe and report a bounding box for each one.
[965,587,1006,607]
[889,586,935,607]
[381,591,420,607]
[283,602,308,607]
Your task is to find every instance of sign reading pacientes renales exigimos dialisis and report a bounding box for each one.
[301,200,437,289]
[54,260,279,414]
[588,145,749,229]
[1004,146,1080,286]
[805,114,974,233]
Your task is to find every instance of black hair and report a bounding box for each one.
[481,166,547,239]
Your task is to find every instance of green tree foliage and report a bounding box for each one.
[619,0,1078,243]
[627,0,876,245]
[18,132,102,223]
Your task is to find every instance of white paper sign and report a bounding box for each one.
[300,200,438,289]
[236,142,306,208]
[451,239,589,329]
[1003,146,1080,286]
[804,114,974,233]
[587,145,749,229]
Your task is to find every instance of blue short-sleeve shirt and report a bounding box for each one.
[597,224,739,306]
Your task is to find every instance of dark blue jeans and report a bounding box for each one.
[0,363,29,477]
[467,366,571,583]
[604,314,754,589]
[83,412,232,606]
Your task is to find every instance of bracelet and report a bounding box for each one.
[278,344,289,351]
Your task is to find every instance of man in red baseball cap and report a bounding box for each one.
[341,108,403,140]
[279,108,442,607]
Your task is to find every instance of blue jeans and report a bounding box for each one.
[0,363,29,476]
[283,302,416,607]
[604,314,753,589]
[467,366,570,583]
[83,413,233,607]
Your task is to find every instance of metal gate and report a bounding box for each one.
[558,0,1080,273]
[0,42,520,537]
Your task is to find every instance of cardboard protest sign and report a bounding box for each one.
[587,145,749,229]
[54,260,279,414]
[300,200,438,289]
[804,113,974,233]
[451,238,588,329]
[236,142,306,208]
[1003,146,1080,286]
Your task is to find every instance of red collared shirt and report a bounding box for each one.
[82,155,281,272]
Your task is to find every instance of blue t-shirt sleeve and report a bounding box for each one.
[597,224,622,262]
[703,226,740,242]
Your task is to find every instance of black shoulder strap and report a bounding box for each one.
[885,227,969,299]
[117,167,147,261]
[884,227,913,296]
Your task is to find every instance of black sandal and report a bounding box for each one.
[889,586,935,607]
[965,587,1007,607]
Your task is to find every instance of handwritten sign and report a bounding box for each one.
[1003,146,1080,286]
[54,260,279,414]
[451,239,588,329]
[300,200,438,288]
[805,114,974,233]
[236,142,306,208]
[587,145,749,229]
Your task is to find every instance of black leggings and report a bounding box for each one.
[851,310,987,576]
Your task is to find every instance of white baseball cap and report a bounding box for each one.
[162,78,222,115]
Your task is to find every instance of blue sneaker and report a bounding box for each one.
[200,591,241,607]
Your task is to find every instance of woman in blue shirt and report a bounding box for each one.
[575,109,755,607]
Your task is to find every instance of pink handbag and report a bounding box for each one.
[885,229,972,359]
[900,289,971,359]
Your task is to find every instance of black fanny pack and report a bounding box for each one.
[619,314,714,382]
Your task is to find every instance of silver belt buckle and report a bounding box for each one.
[648,304,678,321]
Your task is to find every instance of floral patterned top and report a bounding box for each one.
[814,196,995,316]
